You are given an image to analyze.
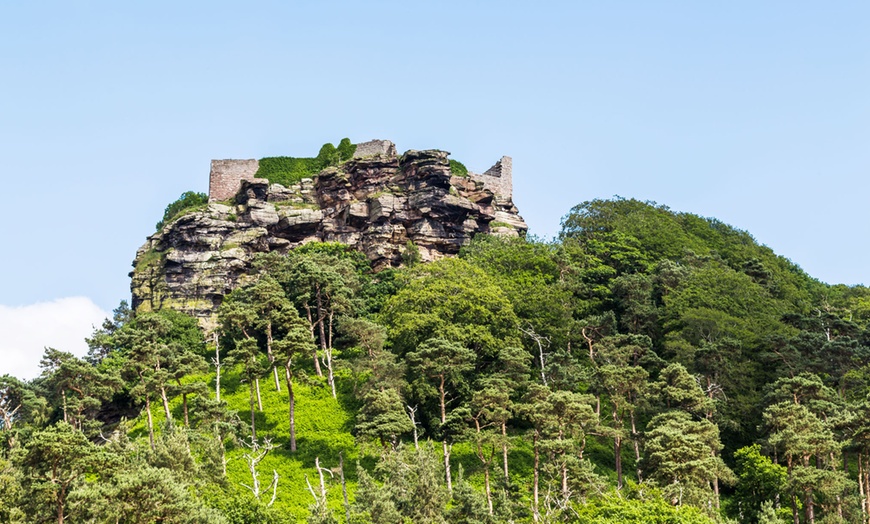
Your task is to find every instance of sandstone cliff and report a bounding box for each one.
[130,147,527,324]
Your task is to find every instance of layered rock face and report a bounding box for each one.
[131,147,527,324]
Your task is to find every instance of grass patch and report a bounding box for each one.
[256,138,356,187]
[136,248,166,270]
[449,159,468,177]
[156,191,209,230]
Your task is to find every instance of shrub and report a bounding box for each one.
[156,191,208,230]
[256,139,355,186]
[337,137,356,161]
[449,159,468,177]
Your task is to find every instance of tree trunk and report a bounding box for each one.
[502,421,510,482]
[710,450,719,509]
[485,463,493,515]
[325,311,336,399]
[865,454,870,524]
[255,377,263,411]
[214,333,221,402]
[249,379,257,441]
[630,411,642,482]
[407,405,419,450]
[443,440,453,493]
[864,453,870,524]
[266,322,280,392]
[62,390,68,423]
[145,394,155,450]
[561,454,569,502]
[439,375,452,491]
[215,426,227,477]
[182,392,189,427]
[285,364,296,452]
[533,430,540,522]
[806,489,815,524]
[804,455,815,524]
[160,385,172,423]
[474,418,493,515]
[615,435,623,489]
[57,491,64,524]
[304,305,324,377]
[788,457,799,524]
[859,454,865,524]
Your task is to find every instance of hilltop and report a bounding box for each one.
[131,139,526,326]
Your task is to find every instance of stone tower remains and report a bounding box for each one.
[352,139,397,158]
[209,159,260,202]
[469,156,513,202]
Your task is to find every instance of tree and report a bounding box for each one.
[270,248,363,398]
[644,411,733,510]
[113,312,195,448]
[356,387,414,450]
[522,384,601,519]
[272,310,314,452]
[72,464,225,524]
[0,375,46,445]
[381,258,520,360]
[218,287,273,442]
[467,381,509,515]
[19,422,103,524]
[0,455,23,522]
[593,334,654,488]
[731,444,788,524]
[763,380,847,524]
[38,348,117,434]
[407,338,475,492]
[189,396,242,478]
[349,467,403,524]
[85,300,132,364]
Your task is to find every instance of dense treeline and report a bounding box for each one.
[3,198,870,523]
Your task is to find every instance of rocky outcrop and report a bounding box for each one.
[131,147,527,325]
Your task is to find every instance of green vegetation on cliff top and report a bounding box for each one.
[255,138,356,187]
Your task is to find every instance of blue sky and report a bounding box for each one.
[1,1,869,377]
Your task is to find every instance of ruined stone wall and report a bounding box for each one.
[470,156,513,201]
[353,139,396,158]
[209,159,259,202]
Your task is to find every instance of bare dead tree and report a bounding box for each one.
[407,405,420,450]
[240,437,278,504]
[520,324,550,386]
[305,456,335,518]
[212,332,221,402]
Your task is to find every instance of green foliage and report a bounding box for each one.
[17,195,870,523]
[401,240,422,267]
[572,492,719,523]
[643,411,733,509]
[256,138,355,186]
[381,258,520,358]
[0,455,23,522]
[157,191,209,230]
[337,138,357,162]
[730,445,787,524]
[449,159,469,177]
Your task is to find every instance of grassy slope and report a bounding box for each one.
[126,362,636,522]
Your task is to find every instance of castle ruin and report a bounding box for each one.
[207,140,513,204]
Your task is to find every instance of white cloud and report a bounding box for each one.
[0,297,109,380]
